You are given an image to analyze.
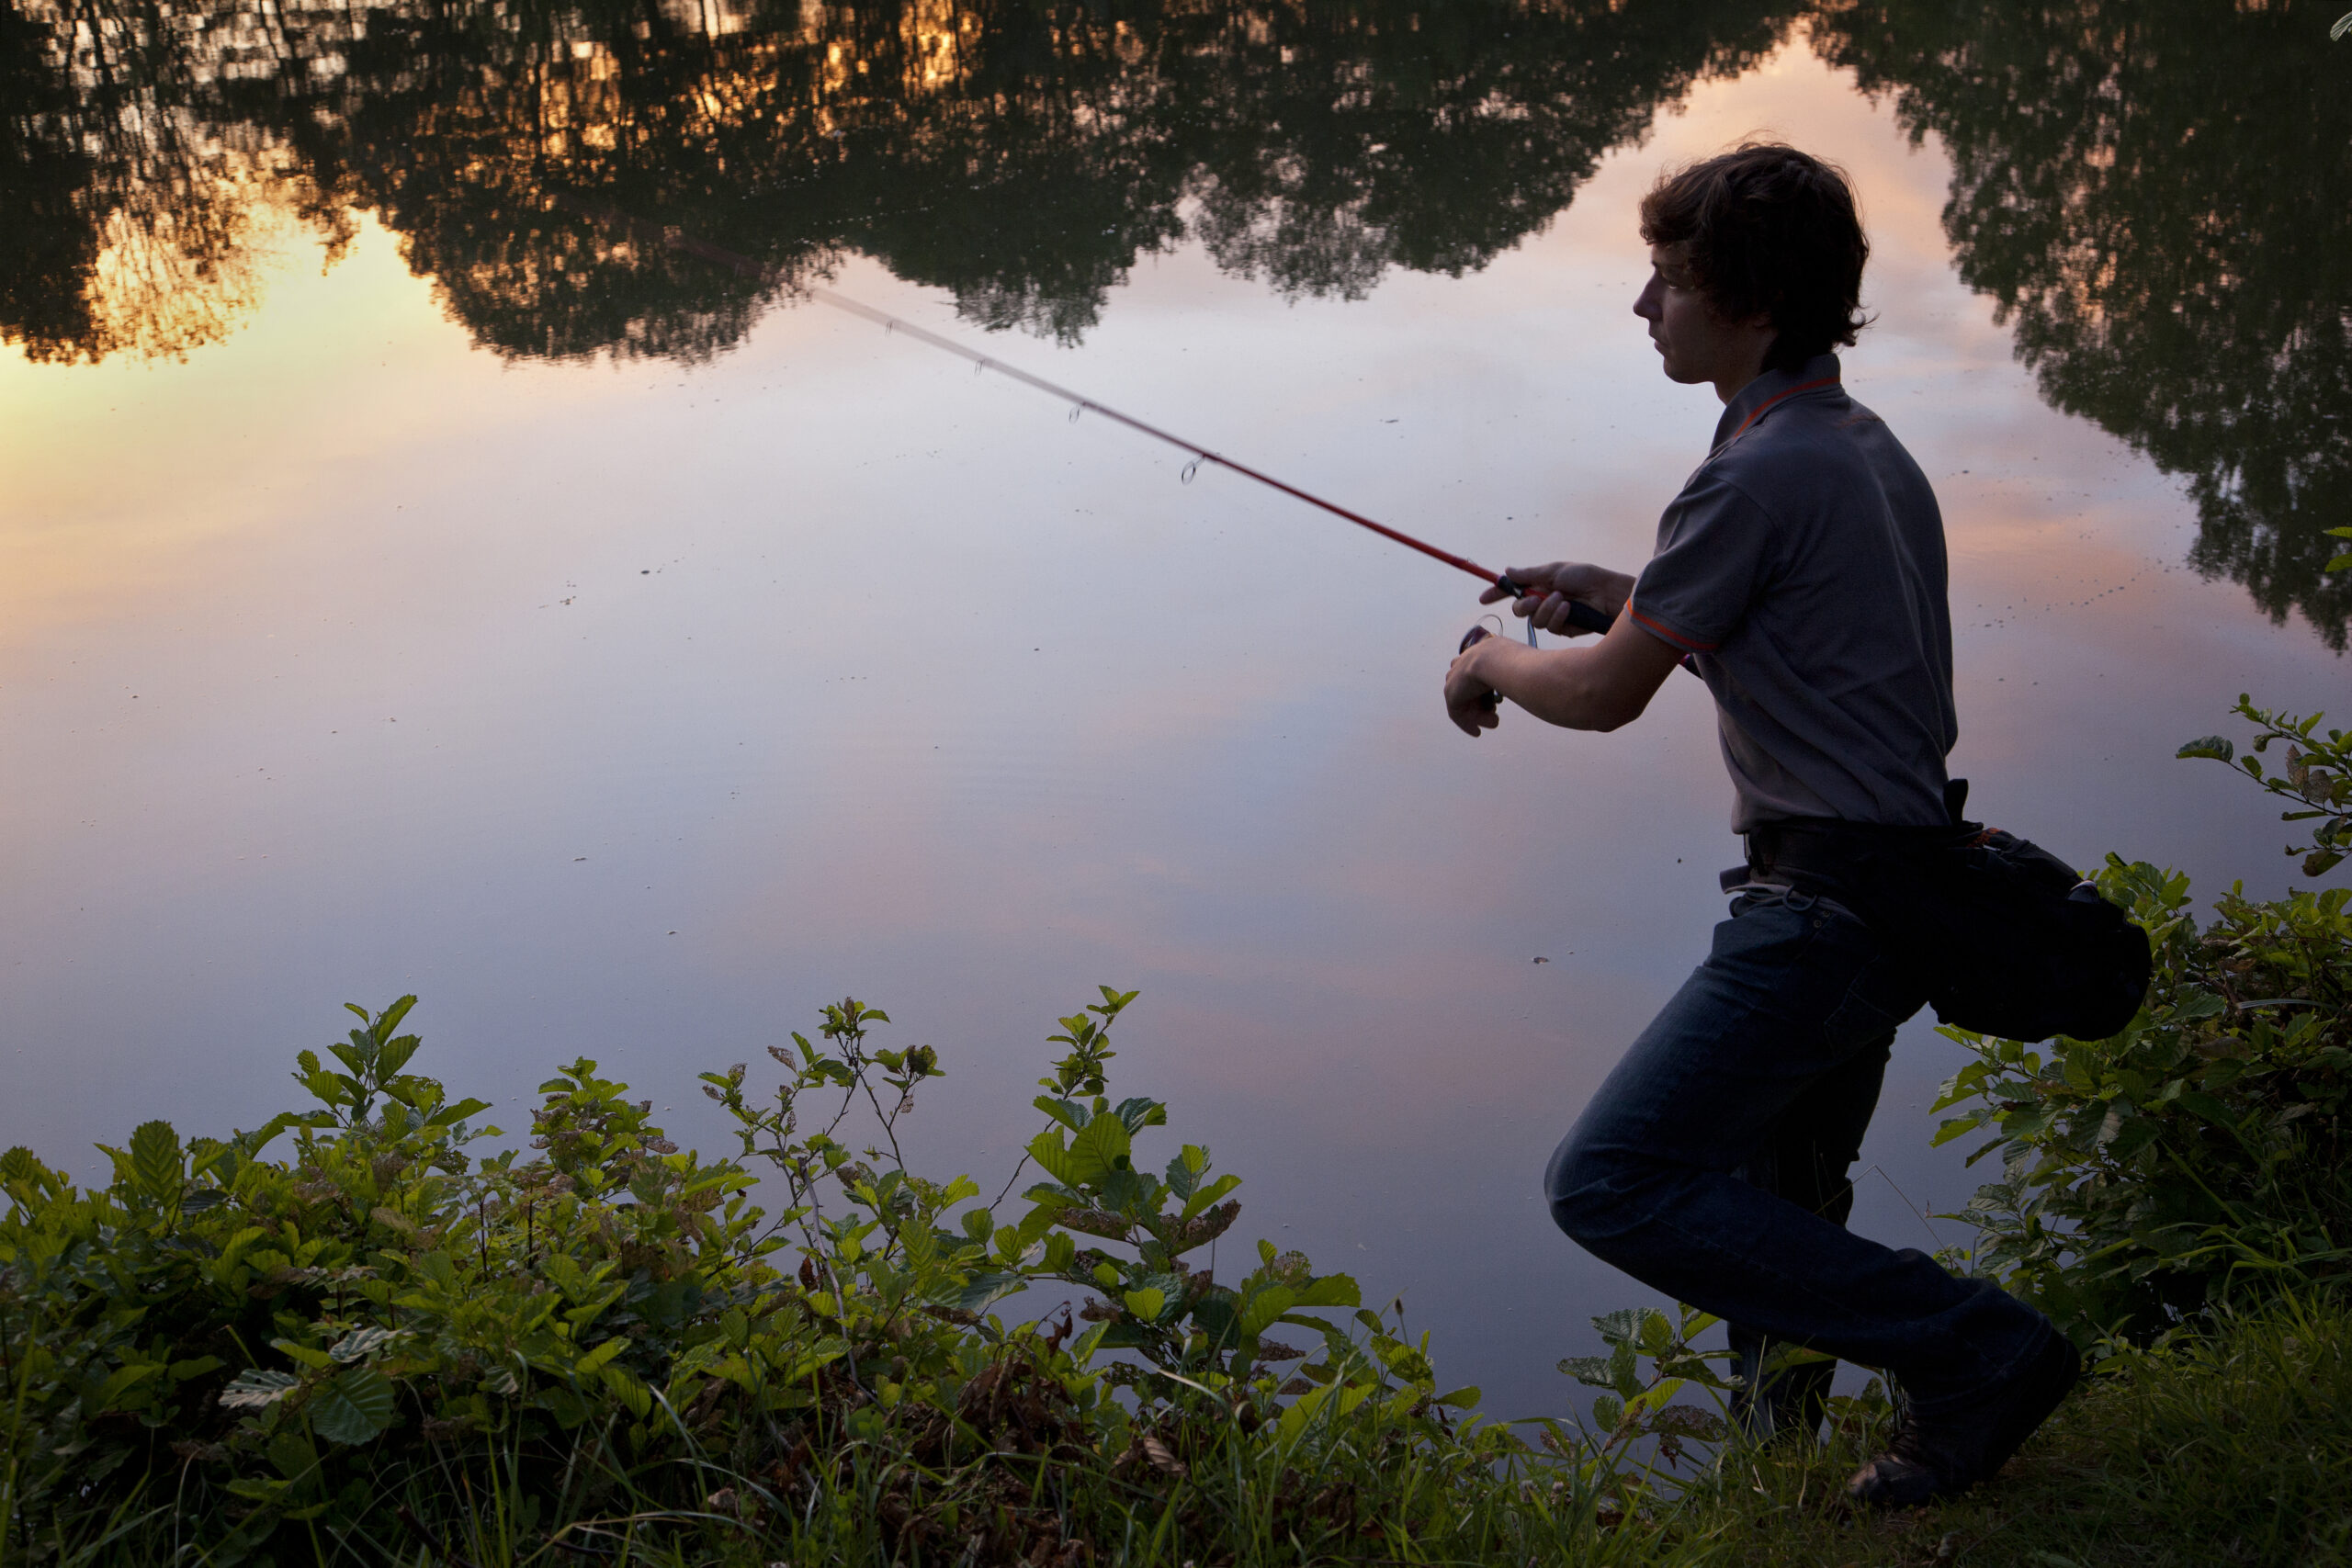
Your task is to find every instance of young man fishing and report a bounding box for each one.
[1442,143,2078,1506]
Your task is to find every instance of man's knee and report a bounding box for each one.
[1544,1126,1648,1248]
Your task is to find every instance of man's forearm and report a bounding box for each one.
[1464,616,1683,732]
[1470,642,1636,730]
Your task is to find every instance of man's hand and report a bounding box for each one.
[1445,638,1505,737]
[1477,561,1635,637]
[1444,607,1685,737]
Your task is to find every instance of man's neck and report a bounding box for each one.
[1713,362,1767,404]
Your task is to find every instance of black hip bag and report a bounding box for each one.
[1734,782,2152,1043]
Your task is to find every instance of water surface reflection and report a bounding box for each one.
[4,0,2346,1416]
[8,0,2345,639]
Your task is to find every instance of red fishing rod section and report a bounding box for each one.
[554,193,1616,639]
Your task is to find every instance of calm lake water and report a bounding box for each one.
[5,0,2347,1416]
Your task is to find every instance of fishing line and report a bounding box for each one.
[554,193,1611,640]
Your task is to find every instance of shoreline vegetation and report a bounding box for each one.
[5,701,2348,1568]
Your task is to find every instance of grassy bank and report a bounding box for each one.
[1677,1295,2352,1566]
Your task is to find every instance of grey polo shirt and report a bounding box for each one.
[1628,355,1956,833]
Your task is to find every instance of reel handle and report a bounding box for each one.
[1457,624,1501,711]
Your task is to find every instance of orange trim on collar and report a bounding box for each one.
[1727,374,1840,442]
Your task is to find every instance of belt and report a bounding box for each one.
[1722,817,1965,897]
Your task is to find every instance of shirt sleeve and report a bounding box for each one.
[1628,469,1778,654]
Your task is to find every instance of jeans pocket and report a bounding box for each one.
[1822,957,1919,1043]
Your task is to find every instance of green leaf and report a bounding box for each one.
[601,1364,653,1419]
[271,1337,334,1371]
[1025,1129,1081,1187]
[1238,1286,1301,1337]
[218,1369,301,1409]
[1069,1112,1134,1182]
[951,1270,1023,1314]
[535,1382,593,1427]
[1609,1340,1641,1400]
[1933,1112,1990,1147]
[1165,1145,1209,1200]
[372,995,420,1038]
[2109,1118,2162,1162]
[128,1120,182,1202]
[1179,1173,1242,1222]
[311,1366,396,1445]
[1273,1378,1374,1450]
[2174,1089,2236,1124]
[2002,1107,2058,1141]
[225,1477,291,1503]
[1111,1097,1167,1134]
[2177,736,2234,763]
[1291,1274,1361,1309]
[267,1430,320,1482]
[1122,1287,1167,1322]
[1591,1308,1648,1345]
[94,1363,164,1407]
[377,1034,421,1077]
[328,1326,397,1363]
[576,1337,626,1375]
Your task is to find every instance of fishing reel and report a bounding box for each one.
[1458,587,1617,710]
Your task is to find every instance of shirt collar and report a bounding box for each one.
[1711,353,1844,450]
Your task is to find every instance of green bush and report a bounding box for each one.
[1931,697,2352,1344]
[1,990,1694,1568]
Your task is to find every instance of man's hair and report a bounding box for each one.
[1639,142,1870,374]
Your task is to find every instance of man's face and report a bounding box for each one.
[1633,243,1775,398]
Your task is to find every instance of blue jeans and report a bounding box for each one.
[1545,886,2053,1411]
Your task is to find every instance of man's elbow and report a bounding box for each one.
[1580,685,1656,733]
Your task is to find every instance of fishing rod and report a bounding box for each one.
[552,193,1616,644]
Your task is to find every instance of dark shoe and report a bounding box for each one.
[1847,1332,2081,1508]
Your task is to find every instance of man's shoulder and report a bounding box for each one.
[1707,390,1924,501]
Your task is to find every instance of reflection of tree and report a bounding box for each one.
[1,0,353,362]
[1815,0,2352,649]
[2,0,1795,367]
[12,0,2345,646]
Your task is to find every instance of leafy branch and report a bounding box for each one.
[2180,684,2352,879]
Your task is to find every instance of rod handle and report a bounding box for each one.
[1490,575,1617,638]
